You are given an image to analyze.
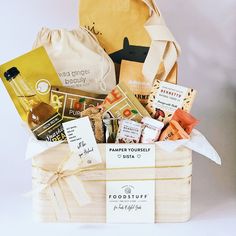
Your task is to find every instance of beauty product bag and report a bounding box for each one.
[33,27,116,94]
[79,0,180,87]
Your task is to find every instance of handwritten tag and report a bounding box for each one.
[63,117,102,166]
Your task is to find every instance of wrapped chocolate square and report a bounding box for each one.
[115,119,142,144]
[146,80,197,124]
[140,117,164,143]
[172,109,199,134]
[159,109,199,141]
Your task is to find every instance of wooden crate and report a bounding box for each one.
[32,144,192,223]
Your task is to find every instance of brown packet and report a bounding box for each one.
[119,60,153,106]
[99,82,150,122]
[146,80,197,124]
[81,107,105,143]
[159,120,190,141]
[50,86,106,122]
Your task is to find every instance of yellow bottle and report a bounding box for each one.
[4,67,66,142]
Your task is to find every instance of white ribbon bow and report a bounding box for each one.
[31,155,94,221]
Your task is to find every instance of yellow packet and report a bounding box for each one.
[100,82,150,122]
[50,86,106,122]
[0,47,62,122]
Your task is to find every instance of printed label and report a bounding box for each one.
[119,60,152,105]
[63,117,102,166]
[116,120,142,143]
[31,113,66,142]
[58,64,102,90]
[102,84,147,121]
[154,81,188,113]
[51,89,105,121]
[106,144,155,223]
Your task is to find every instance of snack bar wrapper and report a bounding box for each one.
[100,82,150,122]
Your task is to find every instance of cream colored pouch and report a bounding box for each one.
[33,27,116,94]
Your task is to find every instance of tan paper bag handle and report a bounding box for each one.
[141,0,181,82]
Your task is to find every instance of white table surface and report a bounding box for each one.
[0,0,235,235]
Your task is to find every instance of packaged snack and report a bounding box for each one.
[50,86,106,122]
[0,47,63,122]
[115,119,142,144]
[103,118,120,143]
[146,80,197,124]
[81,107,104,143]
[33,28,116,94]
[140,117,164,144]
[119,60,152,106]
[2,67,65,142]
[172,109,199,134]
[159,120,190,141]
[100,82,150,122]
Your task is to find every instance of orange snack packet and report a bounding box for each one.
[172,109,199,134]
[159,120,190,141]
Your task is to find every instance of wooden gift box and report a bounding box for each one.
[32,143,192,223]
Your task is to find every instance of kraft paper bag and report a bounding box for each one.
[33,27,116,95]
[79,0,181,85]
[119,60,149,106]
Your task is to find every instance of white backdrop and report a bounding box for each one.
[0,0,235,235]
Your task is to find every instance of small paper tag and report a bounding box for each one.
[106,144,155,223]
[62,117,102,166]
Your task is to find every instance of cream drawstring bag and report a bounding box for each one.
[33,27,116,94]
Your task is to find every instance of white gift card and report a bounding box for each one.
[63,117,102,166]
[106,144,156,223]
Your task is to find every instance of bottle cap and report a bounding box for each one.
[4,67,20,81]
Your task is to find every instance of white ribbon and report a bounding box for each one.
[31,155,92,221]
[141,0,181,83]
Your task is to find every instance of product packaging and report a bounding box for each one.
[115,119,142,143]
[100,82,150,122]
[50,86,106,122]
[159,120,190,141]
[81,107,104,143]
[0,47,63,122]
[172,109,199,134]
[2,67,65,142]
[146,80,197,124]
[119,60,152,105]
[140,117,164,143]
